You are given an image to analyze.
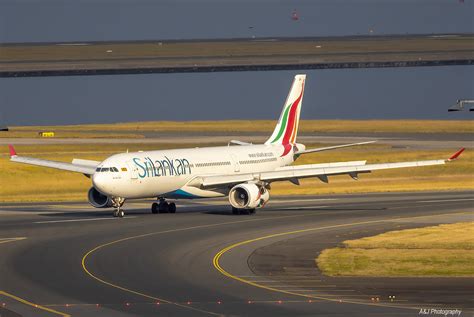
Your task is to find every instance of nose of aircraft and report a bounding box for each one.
[92,172,108,194]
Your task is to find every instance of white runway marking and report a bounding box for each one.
[0,210,32,214]
[35,217,137,224]
[417,198,474,203]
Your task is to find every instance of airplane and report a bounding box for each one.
[8,74,465,218]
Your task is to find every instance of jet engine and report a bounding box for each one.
[88,187,113,208]
[229,183,270,209]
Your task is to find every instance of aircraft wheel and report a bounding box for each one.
[151,202,159,214]
[249,209,256,215]
[232,207,239,215]
[117,210,125,218]
[240,209,250,215]
[159,202,169,213]
[168,202,176,213]
[113,210,118,217]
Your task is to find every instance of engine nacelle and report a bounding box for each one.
[88,187,113,208]
[229,183,270,209]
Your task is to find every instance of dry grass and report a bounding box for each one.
[3,37,471,62]
[316,222,474,277]
[0,130,144,139]
[6,120,474,135]
[344,222,474,250]
[0,144,472,203]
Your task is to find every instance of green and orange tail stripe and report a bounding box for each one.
[265,74,306,156]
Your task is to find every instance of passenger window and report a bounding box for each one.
[101,168,109,172]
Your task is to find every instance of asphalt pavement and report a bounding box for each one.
[0,191,472,316]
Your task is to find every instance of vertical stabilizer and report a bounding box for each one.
[265,74,306,146]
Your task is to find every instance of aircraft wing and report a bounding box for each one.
[8,145,97,175]
[190,148,465,188]
[296,141,376,155]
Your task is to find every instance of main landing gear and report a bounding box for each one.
[113,208,125,218]
[232,207,256,215]
[151,198,176,214]
[111,197,125,218]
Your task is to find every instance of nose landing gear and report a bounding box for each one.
[113,209,125,218]
[111,197,125,218]
[152,198,176,214]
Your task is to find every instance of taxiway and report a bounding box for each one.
[0,191,472,316]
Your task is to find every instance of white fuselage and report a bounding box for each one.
[92,144,300,199]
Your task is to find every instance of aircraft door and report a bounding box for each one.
[230,154,240,172]
[127,161,138,180]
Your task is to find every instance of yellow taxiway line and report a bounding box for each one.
[212,211,471,311]
[81,215,309,316]
[0,237,68,316]
[0,291,70,317]
[0,237,27,244]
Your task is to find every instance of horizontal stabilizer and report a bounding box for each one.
[229,140,252,146]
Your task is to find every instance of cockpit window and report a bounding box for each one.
[101,167,110,172]
[112,167,119,172]
[96,167,101,172]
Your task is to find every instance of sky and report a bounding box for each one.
[1,0,473,42]
[0,0,473,125]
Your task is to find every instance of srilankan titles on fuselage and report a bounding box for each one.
[133,156,192,178]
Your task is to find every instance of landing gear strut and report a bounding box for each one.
[152,198,176,214]
[111,197,125,218]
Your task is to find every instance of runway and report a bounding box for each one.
[0,191,472,316]
[1,132,472,150]
[1,34,473,77]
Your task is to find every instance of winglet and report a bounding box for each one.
[8,144,17,157]
[447,148,465,161]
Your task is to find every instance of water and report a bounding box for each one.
[1,66,472,125]
[1,1,473,125]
